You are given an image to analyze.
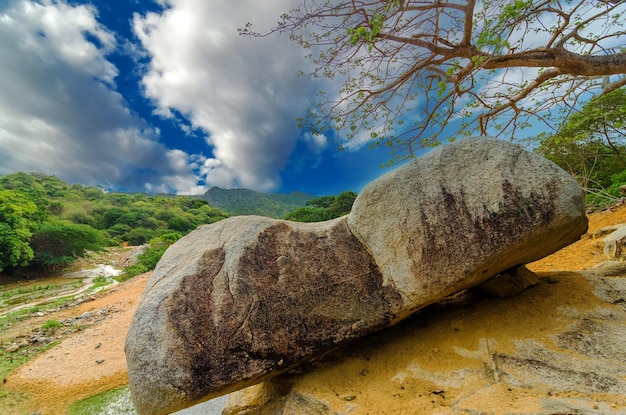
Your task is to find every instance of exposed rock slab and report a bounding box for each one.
[348,137,587,319]
[125,216,402,415]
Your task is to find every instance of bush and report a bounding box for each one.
[119,233,181,280]
[30,220,107,271]
[122,227,157,246]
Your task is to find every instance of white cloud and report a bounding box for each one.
[0,0,201,194]
[132,0,323,192]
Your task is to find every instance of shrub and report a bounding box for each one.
[41,319,62,333]
[30,220,107,271]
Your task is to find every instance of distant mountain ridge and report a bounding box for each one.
[194,187,316,218]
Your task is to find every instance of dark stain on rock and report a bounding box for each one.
[417,180,560,278]
[167,219,402,401]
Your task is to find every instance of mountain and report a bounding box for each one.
[194,187,316,218]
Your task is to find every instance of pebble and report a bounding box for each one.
[96,358,105,364]
[5,344,20,353]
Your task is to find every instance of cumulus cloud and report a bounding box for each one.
[0,0,202,194]
[132,0,325,192]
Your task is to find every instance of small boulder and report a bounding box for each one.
[603,225,626,259]
[479,265,539,298]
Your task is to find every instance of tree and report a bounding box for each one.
[285,191,357,222]
[29,220,107,271]
[244,1,626,158]
[0,190,40,272]
[537,87,626,202]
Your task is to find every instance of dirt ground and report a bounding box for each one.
[2,205,626,415]
[1,272,151,415]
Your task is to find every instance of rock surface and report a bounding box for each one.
[603,224,626,259]
[126,137,588,415]
[347,137,587,319]
[126,216,402,415]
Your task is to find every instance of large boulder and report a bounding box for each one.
[126,216,402,415]
[126,137,587,415]
[347,137,587,319]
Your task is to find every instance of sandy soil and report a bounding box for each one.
[1,273,150,415]
[2,205,626,415]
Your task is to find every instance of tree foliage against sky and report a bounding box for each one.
[244,0,626,158]
[537,87,626,207]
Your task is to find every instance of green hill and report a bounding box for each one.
[194,187,316,218]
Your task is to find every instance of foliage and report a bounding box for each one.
[284,206,333,222]
[244,1,626,158]
[120,233,182,280]
[29,220,108,271]
[0,173,231,274]
[41,319,62,333]
[536,88,626,208]
[198,186,315,217]
[284,191,357,222]
[0,190,40,272]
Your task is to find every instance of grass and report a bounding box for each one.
[0,387,31,414]
[67,387,137,415]
[0,284,59,299]
[0,306,41,332]
[41,319,62,333]
[91,276,112,289]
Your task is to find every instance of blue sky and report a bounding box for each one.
[0,0,410,196]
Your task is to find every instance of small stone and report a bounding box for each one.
[96,358,105,364]
[5,345,20,353]
[340,394,356,401]
[95,342,101,349]
[479,265,539,298]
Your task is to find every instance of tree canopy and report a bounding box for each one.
[537,87,626,207]
[284,191,357,221]
[0,190,39,272]
[244,0,626,158]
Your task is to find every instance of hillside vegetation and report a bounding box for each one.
[0,173,229,276]
[195,186,315,218]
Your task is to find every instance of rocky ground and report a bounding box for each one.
[1,206,626,414]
